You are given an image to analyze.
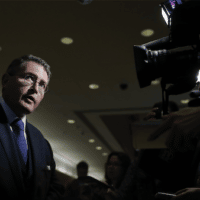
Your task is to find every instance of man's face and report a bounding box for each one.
[2,61,48,117]
[77,168,88,178]
[106,155,123,181]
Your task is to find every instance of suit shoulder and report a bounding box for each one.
[27,122,54,162]
[27,122,45,139]
[26,122,51,149]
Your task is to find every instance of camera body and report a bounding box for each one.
[134,0,200,109]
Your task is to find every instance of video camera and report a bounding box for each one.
[134,0,200,193]
[134,0,200,115]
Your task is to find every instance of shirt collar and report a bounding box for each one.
[0,96,26,128]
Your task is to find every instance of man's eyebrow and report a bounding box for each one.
[25,72,47,85]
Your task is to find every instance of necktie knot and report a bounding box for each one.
[12,119,24,132]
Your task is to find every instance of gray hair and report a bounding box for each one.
[6,54,51,84]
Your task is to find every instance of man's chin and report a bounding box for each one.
[19,101,36,115]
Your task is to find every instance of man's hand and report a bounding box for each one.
[171,188,200,200]
[147,107,200,153]
[143,107,159,121]
[105,188,121,200]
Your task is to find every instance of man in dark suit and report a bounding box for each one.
[0,54,65,199]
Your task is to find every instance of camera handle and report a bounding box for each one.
[161,79,169,116]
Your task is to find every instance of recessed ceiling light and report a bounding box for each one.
[61,37,73,45]
[89,84,99,89]
[181,99,190,104]
[67,119,75,124]
[0,47,2,51]
[141,29,154,37]
[89,139,95,143]
[79,0,94,5]
[151,80,160,85]
[96,146,102,150]
[102,153,108,156]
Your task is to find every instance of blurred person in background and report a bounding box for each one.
[147,104,200,200]
[77,161,89,178]
[106,101,180,200]
[105,152,137,200]
[139,101,180,196]
[64,161,89,199]
[105,152,131,188]
[107,100,200,200]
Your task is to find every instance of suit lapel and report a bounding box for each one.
[26,122,46,196]
[0,105,25,192]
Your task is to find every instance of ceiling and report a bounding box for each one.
[0,0,191,180]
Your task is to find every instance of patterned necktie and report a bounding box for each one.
[12,119,27,164]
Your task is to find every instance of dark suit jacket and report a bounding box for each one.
[0,104,65,200]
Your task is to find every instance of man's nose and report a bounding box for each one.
[30,81,40,93]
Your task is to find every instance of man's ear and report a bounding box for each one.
[2,73,10,88]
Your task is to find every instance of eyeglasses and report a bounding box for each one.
[17,74,48,94]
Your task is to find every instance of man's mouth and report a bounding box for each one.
[108,171,114,175]
[24,96,35,103]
